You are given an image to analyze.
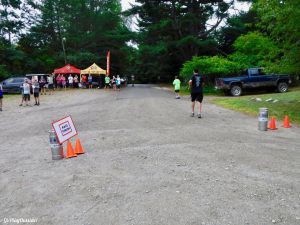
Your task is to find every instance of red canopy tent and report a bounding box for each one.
[54,64,81,74]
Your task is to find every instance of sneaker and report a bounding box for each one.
[190,112,194,117]
[197,114,202,118]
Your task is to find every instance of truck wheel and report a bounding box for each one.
[230,85,242,96]
[277,82,288,93]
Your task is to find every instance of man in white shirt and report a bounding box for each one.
[68,75,74,88]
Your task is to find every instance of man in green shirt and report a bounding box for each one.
[172,76,181,99]
[104,75,110,89]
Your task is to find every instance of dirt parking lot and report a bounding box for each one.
[0,85,299,225]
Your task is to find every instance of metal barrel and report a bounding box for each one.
[50,144,64,160]
[49,130,63,160]
[49,129,58,145]
[258,107,268,131]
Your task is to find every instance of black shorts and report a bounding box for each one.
[0,95,3,99]
[23,94,30,101]
[191,92,203,102]
[175,89,180,93]
[48,84,54,89]
[34,93,39,98]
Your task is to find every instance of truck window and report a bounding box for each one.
[258,69,265,75]
[249,68,259,76]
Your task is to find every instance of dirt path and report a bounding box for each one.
[0,85,299,225]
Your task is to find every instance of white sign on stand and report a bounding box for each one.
[52,116,78,144]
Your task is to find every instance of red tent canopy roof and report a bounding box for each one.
[54,64,81,74]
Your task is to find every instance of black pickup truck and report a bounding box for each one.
[215,68,291,96]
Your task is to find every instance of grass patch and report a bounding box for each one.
[212,88,300,124]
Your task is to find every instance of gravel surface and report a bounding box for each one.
[0,85,299,225]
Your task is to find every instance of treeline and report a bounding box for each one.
[0,0,132,79]
[0,0,299,83]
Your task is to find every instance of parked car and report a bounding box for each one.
[215,68,291,96]
[0,77,26,94]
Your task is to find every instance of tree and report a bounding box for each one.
[254,0,300,75]
[229,31,280,69]
[14,0,132,74]
[0,0,23,43]
[127,0,233,82]
[216,9,257,54]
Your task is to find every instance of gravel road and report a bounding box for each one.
[0,85,299,225]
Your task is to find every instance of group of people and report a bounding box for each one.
[172,68,204,118]
[104,75,122,91]
[1,71,204,114]
[19,78,42,107]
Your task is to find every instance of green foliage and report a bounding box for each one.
[216,9,258,54]
[180,32,282,82]
[229,32,280,68]
[128,0,233,82]
[0,0,133,76]
[254,0,300,75]
[180,55,242,83]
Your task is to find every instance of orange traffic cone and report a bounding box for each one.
[269,116,278,130]
[283,115,292,128]
[75,138,84,155]
[66,140,77,158]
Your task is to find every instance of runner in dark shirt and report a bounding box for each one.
[189,69,205,118]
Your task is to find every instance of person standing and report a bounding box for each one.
[116,75,121,91]
[81,75,87,88]
[21,79,31,106]
[39,76,46,95]
[131,74,135,87]
[62,75,67,91]
[0,83,3,111]
[172,76,181,99]
[112,76,116,91]
[104,75,110,89]
[88,74,93,89]
[32,79,40,105]
[56,75,61,90]
[47,74,54,95]
[68,75,73,88]
[74,75,79,88]
[189,69,205,118]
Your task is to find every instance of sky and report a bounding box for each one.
[121,0,251,30]
[121,0,250,12]
[121,0,135,11]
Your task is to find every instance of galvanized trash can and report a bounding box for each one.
[49,130,64,160]
[258,108,268,131]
